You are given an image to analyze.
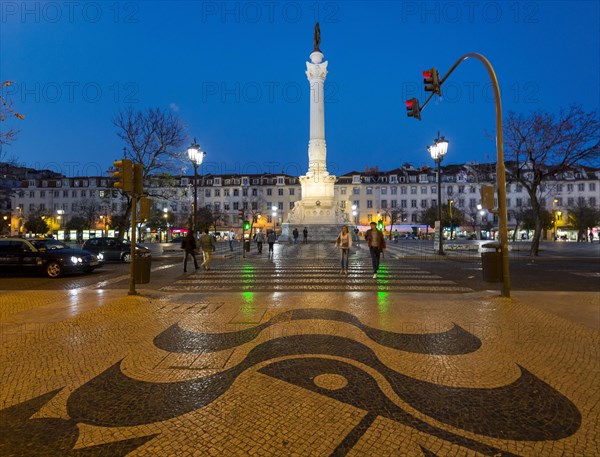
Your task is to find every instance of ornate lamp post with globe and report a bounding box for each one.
[187,138,206,234]
[428,132,449,256]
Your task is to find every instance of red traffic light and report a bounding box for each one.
[405,98,421,121]
[423,67,442,95]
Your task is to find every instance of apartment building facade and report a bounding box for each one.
[6,162,599,241]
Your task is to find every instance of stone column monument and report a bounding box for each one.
[284,23,350,239]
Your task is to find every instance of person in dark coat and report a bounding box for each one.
[182,230,199,273]
[364,221,386,278]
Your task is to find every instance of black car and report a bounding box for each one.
[0,238,102,278]
[82,237,151,262]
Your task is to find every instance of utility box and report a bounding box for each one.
[481,243,502,282]
[135,255,151,284]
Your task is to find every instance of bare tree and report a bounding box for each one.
[0,81,25,157]
[504,105,599,255]
[112,106,188,238]
[76,198,102,229]
[382,207,407,239]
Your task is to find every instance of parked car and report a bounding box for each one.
[82,237,151,262]
[0,238,103,278]
[170,235,185,244]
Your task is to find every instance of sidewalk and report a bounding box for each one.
[1,287,598,455]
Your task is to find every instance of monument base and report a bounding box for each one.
[280,223,346,243]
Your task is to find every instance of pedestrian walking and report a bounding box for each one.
[589,230,594,243]
[199,229,216,271]
[335,225,352,274]
[228,231,235,251]
[303,227,308,244]
[255,230,265,254]
[182,230,199,273]
[293,228,299,244]
[267,230,276,257]
[365,221,386,278]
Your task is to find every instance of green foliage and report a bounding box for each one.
[521,208,553,231]
[568,202,600,235]
[65,217,89,232]
[24,216,49,235]
[419,203,466,228]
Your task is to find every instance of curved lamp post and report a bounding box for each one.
[187,138,206,234]
[428,133,448,256]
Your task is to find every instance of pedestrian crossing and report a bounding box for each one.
[161,243,473,293]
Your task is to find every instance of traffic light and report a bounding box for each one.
[243,220,251,231]
[377,220,384,231]
[480,184,495,210]
[113,159,133,192]
[139,197,152,220]
[423,68,441,95]
[405,98,421,121]
[238,209,244,221]
[133,163,144,196]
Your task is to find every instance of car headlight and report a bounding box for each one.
[70,256,83,264]
[97,253,104,261]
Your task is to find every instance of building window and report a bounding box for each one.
[224,189,230,197]
[352,175,361,183]
[390,175,397,183]
[381,200,387,209]
[224,203,230,211]
[410,186,417,195]
[278,188,284,196]
[277,177,284,185]
[516,198,523,207]
[205,189,211,197]
[214,178,221,186]
[367,200,373,208]
[278,202,283,210]
[381,187,387,195]
[233,202,239,210]
[589,183,596,192]
[590,197,597,206]
[411,214,418,222]
[390,186,397,195]
[421,200,428,208]
[242,189,248,197]
[289,202,295,209]
[411,200,417,208]
[40,191,46,198]
[400,200,407,208]
[366,187,373,195]
[214,189,221,197]
[353,187,360,195]
[391,200,397,208]
[567,184,574,192]
[233,189,239,197]
[578,183,585,191]
[242,178,249,186]
[289,188,295,195]
[267,189,273,196]
[400,186,407,195]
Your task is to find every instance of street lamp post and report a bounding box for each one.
[428,133,449,256]
[271,205,277,233]
[555,210,562,241]
[163,207,170,242]
[187,138,206,234]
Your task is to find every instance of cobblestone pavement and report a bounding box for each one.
[1,243,599,456]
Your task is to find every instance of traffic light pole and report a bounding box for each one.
[128,194,138,296]
[417,53,511,297]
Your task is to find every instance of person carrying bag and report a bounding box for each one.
[335,225,353,274]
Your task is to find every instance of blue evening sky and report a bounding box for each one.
[1,1,599,177]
